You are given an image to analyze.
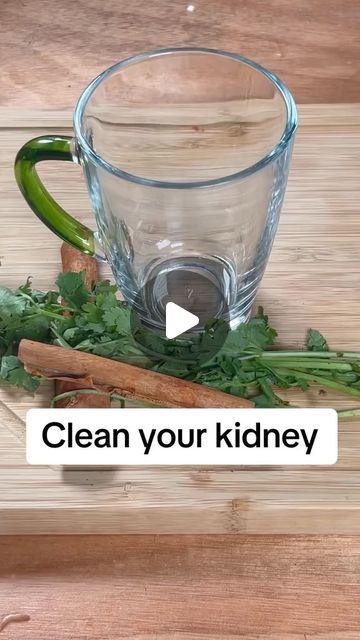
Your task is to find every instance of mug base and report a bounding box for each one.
[141,254,234,331]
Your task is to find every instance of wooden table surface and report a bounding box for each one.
[1,535,360,639]
[1,0,360,106]
[1,0,360,637]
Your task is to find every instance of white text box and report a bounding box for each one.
[26,408,338,466]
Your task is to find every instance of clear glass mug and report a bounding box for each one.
[15,48,297,330]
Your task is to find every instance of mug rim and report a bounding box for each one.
[73,47,297,190]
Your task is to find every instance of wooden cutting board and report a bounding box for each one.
[0,104,360,534]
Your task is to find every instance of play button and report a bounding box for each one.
[129,256,231,365]
[165,302,199,339]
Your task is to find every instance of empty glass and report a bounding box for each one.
[15,48,297,330]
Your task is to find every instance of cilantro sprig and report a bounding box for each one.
[1,272,360,416]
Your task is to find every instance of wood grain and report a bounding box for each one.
[1,2,360,631]
[0,104,360,533]
[0,400,26,445]
[1,535,360,639]
[1,0,360,106]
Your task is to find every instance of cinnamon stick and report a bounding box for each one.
[19,340,254,408]
[55,243,111,408]
[60,242,98,290]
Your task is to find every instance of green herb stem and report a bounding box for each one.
[51,388,126,408]
[274,368,360,398]
[17,290,37,305]
[50,304,76,313]
[262,350,360,360]
[35,308,66,321]
[50,326,72,348]
[337,408,360,417]
[260,358,353,372]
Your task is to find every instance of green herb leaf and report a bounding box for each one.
[0,287,27,318]
[307,328,329,352]
[0,355,40,392]
[102,305,131,334]
[56,271,90,309]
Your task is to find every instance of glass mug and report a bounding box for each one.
[15,48,297,331]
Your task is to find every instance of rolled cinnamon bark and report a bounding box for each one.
[55,243,111,408]
[60,242,98,290]
[19,340,254,409]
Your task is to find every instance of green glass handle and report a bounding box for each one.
[14,135,94,255]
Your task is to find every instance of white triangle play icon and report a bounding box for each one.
[165,302,199,339]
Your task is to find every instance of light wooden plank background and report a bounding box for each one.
[1,104,360,535]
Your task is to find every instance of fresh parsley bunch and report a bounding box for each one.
[1,272,360,416]
[0,272,148,393]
